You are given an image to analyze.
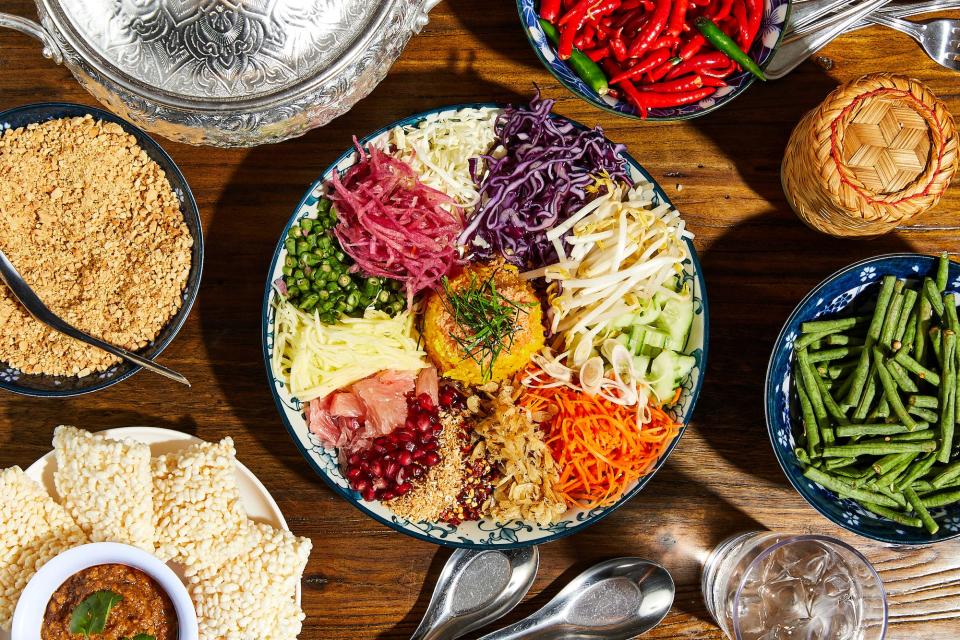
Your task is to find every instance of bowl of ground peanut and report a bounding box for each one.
[0,103,202,397]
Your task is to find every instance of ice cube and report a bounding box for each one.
[736,593,766,639]
[789,542,835,583]
[760,577,810,624]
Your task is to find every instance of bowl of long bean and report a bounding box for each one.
[519,0,790,120]
[767,253,960,544]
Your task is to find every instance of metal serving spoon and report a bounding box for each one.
[477,558,675,640]
[410,547,540,640]
[0,248,190,387]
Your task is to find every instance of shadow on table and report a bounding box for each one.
[201,59,524,487]
[693,210,916,487]
[443,0,544,72]
[379,547,453,638]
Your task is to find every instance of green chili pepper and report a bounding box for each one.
[695,17,766,81]
[539,19,610,96]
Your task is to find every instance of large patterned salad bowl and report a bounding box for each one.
[262,99,708,548]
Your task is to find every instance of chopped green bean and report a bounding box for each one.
[936,252,951,292]
[835,424,911,438]
[907,406,938,423]
[924,278,945,317]
[875,455,914,488]
[931,461,960,488]
[795,330,833,351]
[875,351,919,430]
[898,313,918,353]
[826,334,863,347]
[808,346,863,363]
[880,281,906,348]
[813,371,850,426]
[909,395,939,409]
[824,457,856,470]
[921,489,960,508]
[858,501,923,528]
[905,487,939,534]
[822,441,935,458]
[797,350,828,424]
[886,359,919,393]
[845,276,896,407]
[894,289,918,344]
[853,366,878,421]
[796,367,821,458]
[801,316,869,334]
[888,429,935,442]
[893,350,941,386]
[897,454,938,492]
[937,331,957,463]
[803,467,900,507]
[944,294,960,335]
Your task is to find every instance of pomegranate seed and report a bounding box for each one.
[416,414,433,433]
[424,440,439,452]
[395,482,412,496]
[372,444,387,455]
[348,453,361,466]
[439,388,455,408]
[398,451,413,466]
[346,467,363,481]
[395,467,406,484]
[411,465,425,478]
[418,393,434,411]
[423,452,441,467]
[369,460,383,477]
[412,449,426,461]
[385,461,400,479]
[404,441,417,452]
[395,430,415,443]
[372,476,388,491]
[418,432,434,446]
[362,487,376,501]
[380,490,396,501]
[353,478,370,494]
[432,424,444,436]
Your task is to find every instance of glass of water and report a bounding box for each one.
[702,532,887,640]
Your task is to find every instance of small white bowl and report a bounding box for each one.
[11,542,199,640]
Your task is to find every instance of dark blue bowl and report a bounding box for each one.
[766,254,960,544]
[517,0,791,120]
[0,103,203,398]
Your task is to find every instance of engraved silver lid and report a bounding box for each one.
[42,0,398,107]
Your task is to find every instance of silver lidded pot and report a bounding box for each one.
[0,0,440,147]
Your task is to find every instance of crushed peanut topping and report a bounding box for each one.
[0,116,192,376]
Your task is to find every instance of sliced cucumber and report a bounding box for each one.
[632,355,651,375]
[656,296,694,351]
[650,350,696,404]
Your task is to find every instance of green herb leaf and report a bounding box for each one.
[69,590,122,637]
[120,635,156,640]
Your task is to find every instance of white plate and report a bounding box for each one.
[2,426,296,640]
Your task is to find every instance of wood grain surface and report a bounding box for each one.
[1,1,959,638]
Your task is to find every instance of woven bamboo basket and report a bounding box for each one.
[782,73,958,237]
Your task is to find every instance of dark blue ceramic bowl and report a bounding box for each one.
[0,103,203,398]
[517,0,791,120]
[766,254,960,544]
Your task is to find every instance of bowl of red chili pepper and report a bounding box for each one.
[520,0,791,120]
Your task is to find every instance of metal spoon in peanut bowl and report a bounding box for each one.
[261,101,709,548]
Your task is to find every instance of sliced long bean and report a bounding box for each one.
[803,467,900,507]
[796,370,821,458]
[936,252,951,292]
[875,455,914,488]
[826,334,863,347]
[914,289,932,364]
[893,350,941,386]
[907,406,938,423]
[921,489,960,508]
[845,276,896,406]
[835,424,911,438]
[931,461,960,488]
[886,359,919,393]
[875,351,919,431]
[894,289,918,344]
[858,501,922,528]
[809,346,863,363]
[897,453,938,492]
[822,442,935,458]
[909,395,939,409]
[899,313,918,353]
[814,371,850,426]
[801,316,868,334]
[944,294,960,335]
[880,282,906,348]
[937,331,957,463]
[904,487,939,534]
[924,278,945,317]
[795,330,833,351]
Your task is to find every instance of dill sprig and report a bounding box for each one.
[441,269,533,382]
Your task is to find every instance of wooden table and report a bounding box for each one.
[1,1,959,638]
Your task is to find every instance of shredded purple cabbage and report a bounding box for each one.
[459,93,627,269]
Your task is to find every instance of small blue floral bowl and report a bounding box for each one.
[0,103,203,398]
[517,0,791,120]
[766,254,960,544]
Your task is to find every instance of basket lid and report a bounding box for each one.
[43,0,396,105]
[839,96,933,195]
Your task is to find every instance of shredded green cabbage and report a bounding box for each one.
[272,300,427,402]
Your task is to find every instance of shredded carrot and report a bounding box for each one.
[520,385,682,510]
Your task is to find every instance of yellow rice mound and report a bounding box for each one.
[423,262,545,385]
